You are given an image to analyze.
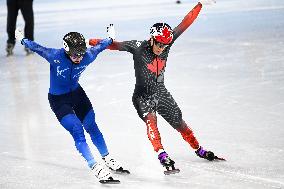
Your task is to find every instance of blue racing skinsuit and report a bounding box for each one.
[22,38,112,168]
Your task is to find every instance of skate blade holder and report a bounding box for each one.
[214,156,226,161]
[99,177,120,184]
[114,167,130,174]
[164,165,180,175]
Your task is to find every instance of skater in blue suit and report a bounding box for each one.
[15,25,128,183]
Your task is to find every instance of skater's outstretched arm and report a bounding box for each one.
[89,25,138,54]
[15,28,55,61]
[172,0,216,42]
[88,38,112,55]
[172,2,203,42]
[88,24,116,59]
[89,39,138,54]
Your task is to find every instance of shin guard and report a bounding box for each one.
[177,120,199,149]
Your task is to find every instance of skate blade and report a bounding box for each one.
[164,168,180,175]
[99,179,120,184]
[214,156,226,161]
[115,167,130,174]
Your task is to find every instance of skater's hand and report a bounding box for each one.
[107,24,116,41]
[199,0,216,5]
[15,28,24,42]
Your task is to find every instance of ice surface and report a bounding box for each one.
[0,0,284,188]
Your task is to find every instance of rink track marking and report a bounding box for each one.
[2,153,283,188]
[190,164,284,189]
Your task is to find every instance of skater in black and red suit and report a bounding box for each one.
[88,0,222,173]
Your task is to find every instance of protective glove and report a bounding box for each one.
[85,39,91,48]
[199,0,216,5]
[107,24,116,41]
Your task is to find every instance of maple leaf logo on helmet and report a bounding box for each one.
[150,23,173,45]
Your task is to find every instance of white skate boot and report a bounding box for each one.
[92,163,120,184]
[103,154,130,174]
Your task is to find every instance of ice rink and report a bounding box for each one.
[0,0,284,188]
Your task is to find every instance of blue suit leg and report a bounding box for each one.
[60,114,96,168]
[83,109,109,157]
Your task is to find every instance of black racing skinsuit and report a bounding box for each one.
[90,3,202,129]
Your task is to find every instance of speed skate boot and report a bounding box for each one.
[103,154,130,174]
[6,43,14,56]
[158,151,174,167]
[195,146,226,161]
[195,146,215,161]
[25,47,34,55]
[158,151,180,175]
[92,163,120,184]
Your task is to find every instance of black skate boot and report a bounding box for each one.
[6,43,14,56]
[195,146,226,161]
[158,151,180,175]
[25,47,34,56]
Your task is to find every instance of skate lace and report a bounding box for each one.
[103,155,122,170]
[92,163,112,180]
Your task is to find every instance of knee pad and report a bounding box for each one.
[82,110,101,136]
[82,110,96,132]
[170,115,182,130]
[169,108,183,129]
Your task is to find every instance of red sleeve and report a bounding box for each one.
[89,39,120,50]
[172,2,202,41]
[89,39,138,53]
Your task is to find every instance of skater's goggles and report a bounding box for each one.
[154,40,169,49]
[70,52,85,59]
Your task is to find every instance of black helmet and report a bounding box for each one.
[63,32,87,57]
